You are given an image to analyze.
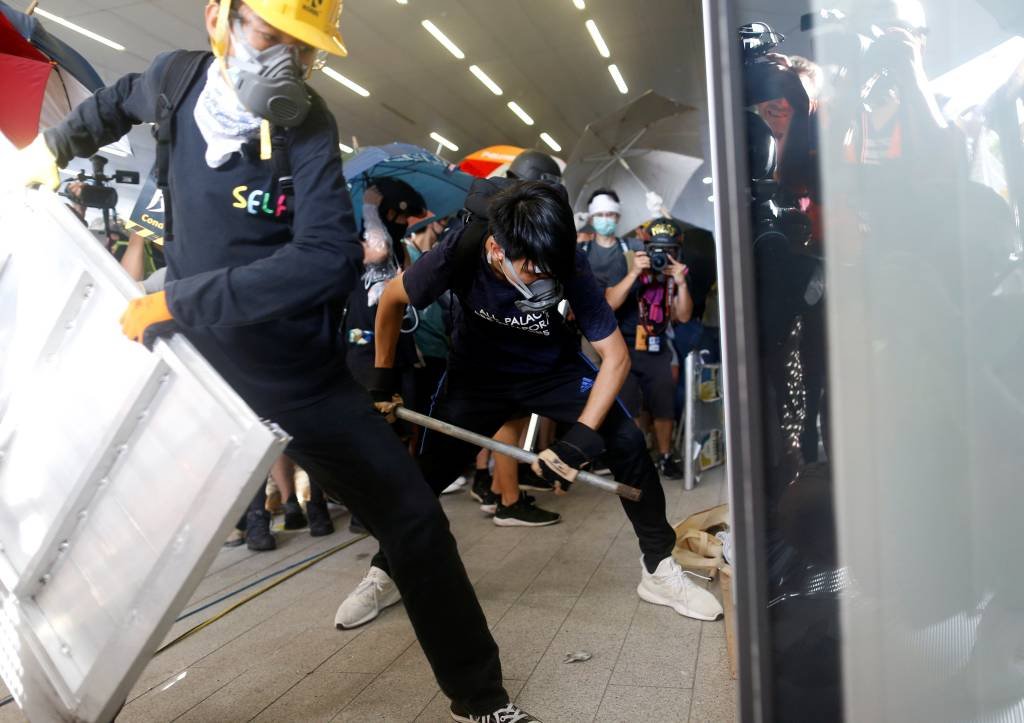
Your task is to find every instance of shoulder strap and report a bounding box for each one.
[270,125,293,200]
[154,50,211,243]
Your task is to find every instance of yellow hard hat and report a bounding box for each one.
[215,0,347,57]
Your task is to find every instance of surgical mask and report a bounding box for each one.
[487,249,564,313]
[593,217,618,237]
[229,20,310,127]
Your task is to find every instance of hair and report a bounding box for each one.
[372,177,427,218]
[489,181,577,282]
[587,188,619,205]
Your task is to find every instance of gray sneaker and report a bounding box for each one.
[334,566,401,629]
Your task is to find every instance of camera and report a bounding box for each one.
[646,242,680,273]
[60,155,140,211]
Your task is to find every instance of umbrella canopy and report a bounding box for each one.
[563,91,706,231]
[459,145,525,178]
[0,2,130,155]
[0,12,52,147]
[344,143,475,229]
[572,149,704,234]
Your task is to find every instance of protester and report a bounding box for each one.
[13,1,537,719]
[337,179,723,632]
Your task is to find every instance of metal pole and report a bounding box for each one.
[395,407,642,502]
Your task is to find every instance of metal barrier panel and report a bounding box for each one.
[0,189,288,722]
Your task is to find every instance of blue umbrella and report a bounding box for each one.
[344,143,475,229]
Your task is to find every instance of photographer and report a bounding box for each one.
[582,189,691,479]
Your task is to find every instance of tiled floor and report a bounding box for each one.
[0,467,735,723]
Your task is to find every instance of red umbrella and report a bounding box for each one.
[0,12,52,148]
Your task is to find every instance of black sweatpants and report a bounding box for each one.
[268,377,507,715]
[371,359,677,574]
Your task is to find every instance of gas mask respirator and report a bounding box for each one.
[230,21,311,128]
[488,249,564,313]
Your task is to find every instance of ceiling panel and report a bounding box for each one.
[9,0,709,160]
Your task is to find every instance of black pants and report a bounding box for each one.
[371,359,677,573]
[268,377,507,714]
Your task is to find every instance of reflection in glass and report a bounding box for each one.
[737,0,1024,719]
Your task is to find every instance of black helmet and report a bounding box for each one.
[648,217,684,243]
[507,150,562,183]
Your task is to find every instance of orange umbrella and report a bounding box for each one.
[458,145,524,178]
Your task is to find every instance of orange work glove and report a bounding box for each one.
[119,291,178,349]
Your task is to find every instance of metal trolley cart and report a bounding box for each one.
[676,349,725,490]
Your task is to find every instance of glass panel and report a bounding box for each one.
[733,1,1024,719]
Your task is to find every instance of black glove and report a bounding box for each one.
[531,422,605,493]
[368,367,402,422]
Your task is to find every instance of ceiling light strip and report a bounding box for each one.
[608,64,628,94]
[507,101,535,126]
[539,133,561,152]
[321,67,370,97]
[430,132,459,152]
[421,20,465,59]
[33,8,125,51]
[469,65,503,95]
[584,19,610,58]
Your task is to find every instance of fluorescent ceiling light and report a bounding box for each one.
[396,0,408,3]
[608,64,628,94]
[469,65,503,95]
[702,176,712,185]
[585,19,610,58]
[33,8,125,51]
[321,67,370,97]
[430,132,459,152]
[539,132,561,153]
[507,101,535,126]
[421,20,465,59]
[573,0,586,8]
[339,142,354,154]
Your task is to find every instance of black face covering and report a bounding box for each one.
[385,219,409,244]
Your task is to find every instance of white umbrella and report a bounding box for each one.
[564,91,705,231]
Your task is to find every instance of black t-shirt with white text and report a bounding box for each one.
[402,233,617,376]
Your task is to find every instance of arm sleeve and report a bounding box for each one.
[164,98,363,327]
[402,231,459,310]
[44,52,173,167]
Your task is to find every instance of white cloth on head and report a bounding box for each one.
[193,61,263,168]
[588,193,621,217]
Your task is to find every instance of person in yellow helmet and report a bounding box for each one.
[14,2,538,721]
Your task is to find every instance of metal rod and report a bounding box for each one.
[395,407,642,502]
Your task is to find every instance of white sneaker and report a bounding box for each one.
[637,556,724,621]
[442,475,468,495]
[334,566,401,629]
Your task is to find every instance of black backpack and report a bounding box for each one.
[152,50,294,243]
[446,176,572,295]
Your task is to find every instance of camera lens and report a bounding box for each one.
[650,251,668,271]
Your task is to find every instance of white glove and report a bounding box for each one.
[646,191,666,218]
